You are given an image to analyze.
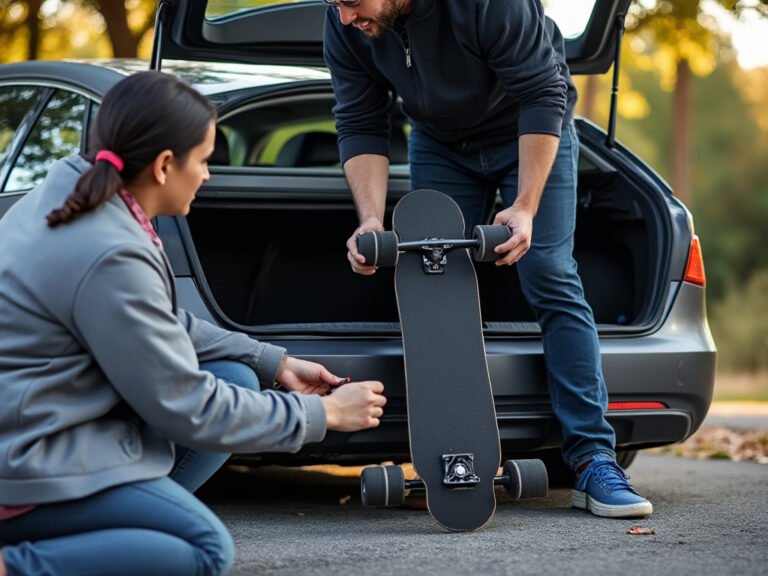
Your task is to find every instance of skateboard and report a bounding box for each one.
[357,189,549,532]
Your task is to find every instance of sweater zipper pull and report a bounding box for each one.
[394,20,412,68]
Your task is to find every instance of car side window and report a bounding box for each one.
[0,85,47,179]
[5,89,87,194]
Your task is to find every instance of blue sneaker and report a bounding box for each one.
[572,454,653,518]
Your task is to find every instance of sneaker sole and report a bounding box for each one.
[571,490,653,519]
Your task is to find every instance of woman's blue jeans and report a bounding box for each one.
[0,360,259,576]
[409,123,616,469]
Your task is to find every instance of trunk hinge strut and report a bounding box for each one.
[606,14,626,148]
[150,0,171,72]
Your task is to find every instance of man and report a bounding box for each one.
[323,0,652,519]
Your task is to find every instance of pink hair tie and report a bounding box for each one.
[95,150,124,173]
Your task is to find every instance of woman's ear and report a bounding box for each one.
[151,150,175,185]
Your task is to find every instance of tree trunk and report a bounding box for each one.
[672,59,692,206]
[98,0,139,57]
[25,0,42,60]
[581,75,599,122]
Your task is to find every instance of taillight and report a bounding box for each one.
[608,402,667,410]
[684,235,706,286]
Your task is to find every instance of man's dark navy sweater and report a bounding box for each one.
[323,0,578,165]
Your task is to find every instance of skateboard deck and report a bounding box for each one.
[393,189,501,531]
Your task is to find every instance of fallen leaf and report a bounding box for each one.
[627,526,655,535]
[648,425,768,463]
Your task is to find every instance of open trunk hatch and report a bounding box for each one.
[153,0,632,74]
[182,120,672,336]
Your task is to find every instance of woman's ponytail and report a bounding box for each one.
[47,157,123,227]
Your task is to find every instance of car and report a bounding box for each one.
[0,0,715,483]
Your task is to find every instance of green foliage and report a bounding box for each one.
[710,269,768,372]
[615,64,673,176]
[708,450,731,460]
[689,63,768,303]
[612,57,768,372]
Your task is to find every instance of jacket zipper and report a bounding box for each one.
[395,21,412,68]
[391,20,426,114]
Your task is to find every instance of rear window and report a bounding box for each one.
[205,0,304,20]
[205,0,598,39]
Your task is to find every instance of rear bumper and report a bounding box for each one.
[338,405,691,451]
[245,339,715,465]
[242,406,697,467]
[180,279,715,465]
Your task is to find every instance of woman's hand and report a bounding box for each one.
[322,380,387,432]
[275,356,349,395]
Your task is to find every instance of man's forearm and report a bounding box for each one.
[515,133,560,215]
[343,154,391,224]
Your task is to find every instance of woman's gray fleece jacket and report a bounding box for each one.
[0,154,326,505]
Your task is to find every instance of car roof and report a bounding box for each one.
[0,60,122,100]
[0,59,330,100]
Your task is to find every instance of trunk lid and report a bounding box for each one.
[153,0,631,74]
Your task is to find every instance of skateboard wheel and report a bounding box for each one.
[472,225,511,262]
[503,459,549,500]
[360,465,405,507]
[356,231,399,267]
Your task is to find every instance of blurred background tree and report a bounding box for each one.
[1,0,767,378]
[572,0,768,377]
[0,0,156,61]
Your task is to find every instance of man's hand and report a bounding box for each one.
[322,380,387,431]
[492,204,534,266]
[346,216,384,275]
[276,356,348,396]
[342,153,390,275]
[490,133,559,266]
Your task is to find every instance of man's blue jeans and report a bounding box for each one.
[409,123,616,469]
[0,360,258,576]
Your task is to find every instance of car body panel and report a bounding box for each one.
[0,60,122,100]
[172,211,715,465]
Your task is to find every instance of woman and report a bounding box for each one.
[0,71,386,576]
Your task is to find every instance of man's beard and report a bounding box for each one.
[362,0,407,39]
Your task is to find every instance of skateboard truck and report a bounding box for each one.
[400,239,477,275]
[356,225,512,272]
[442,453,481,488]
[420,240,453,274]
[361,458,550,507]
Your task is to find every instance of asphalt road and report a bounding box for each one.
[198,453,768,576]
